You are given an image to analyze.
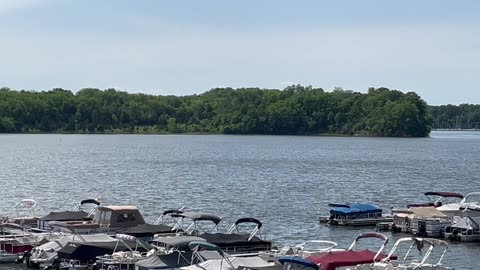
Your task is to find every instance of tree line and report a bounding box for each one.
[429,104,480,129]
[0,86,432,136]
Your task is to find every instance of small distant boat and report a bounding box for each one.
[320,203,392,226]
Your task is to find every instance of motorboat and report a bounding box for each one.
[260,240,343,263]
[0,199,40,228]
[27,233,118,268]
[135,238,225,270]
[435,192,480,218]
[358,237,452,270]
[391,207,451,237]
[71,234,153,270]
[320,204,392,226]
[48,205,176,238]
[407,192,464,209]
[56,235,150,270]
[305,232,395,270]
[0,223,35,263]
[37,198,101,231]
[444,206,480,242]
[172,213,273,254]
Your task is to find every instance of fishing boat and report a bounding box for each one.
[359,237,452,270]
[305,232,395,270]
[320,203,392,226]
[172,212,273,254]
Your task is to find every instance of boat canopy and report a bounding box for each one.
[234,217,263,228]
[188,241,225,255]
[425,192,464,199]
[153,236,207,249]
[329,203,382,216]
[179,212,222,225]
[278,256,319,270]
[80,198,101,205]
[407,203,435,208]
[39,211,89,221]
[117,223,174,237]
[200,232,271,247]
[162,209,184,216]
[307,250,395,270]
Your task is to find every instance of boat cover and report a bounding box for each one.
[278,256,319,270]
[329,204,382,216]
[449,217,479,230]
[408,207,448,218]
[200,233,272,248]
[307,250,394,270]
[135,253,193,270]
[425,192,464,198]
[181,256,273,270]
[153,236,207,250]
[118,223,175,237]
[57,240,146,262]
[39,211,89,221]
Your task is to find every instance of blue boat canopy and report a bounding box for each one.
[329,203,382,216]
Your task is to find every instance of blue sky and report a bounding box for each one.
[1,0,479,105]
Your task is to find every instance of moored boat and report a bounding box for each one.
[320,203,392,226]
[305,232,395,270]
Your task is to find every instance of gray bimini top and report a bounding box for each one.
[153,236,207,249]
[177,212,222,225]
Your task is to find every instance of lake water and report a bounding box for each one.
[1,131,480,269]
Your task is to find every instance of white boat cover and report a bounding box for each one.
[451,217,479,230]
[181,256,273,270]
[394,207,448,219]
[31,234,117,262]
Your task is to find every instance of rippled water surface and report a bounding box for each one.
[1,131,480,269]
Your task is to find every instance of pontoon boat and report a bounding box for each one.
[305,232,395,270]
[320,204,392,226]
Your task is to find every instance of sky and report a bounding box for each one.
[1,0,479,105]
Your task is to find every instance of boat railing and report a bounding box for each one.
[154,207,185,225]
[348,232,389,262]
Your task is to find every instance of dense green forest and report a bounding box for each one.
[429,104,480,129]
[0,86,431,136]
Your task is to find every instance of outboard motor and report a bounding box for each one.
[44,257,61,270]
[15,250,31,264]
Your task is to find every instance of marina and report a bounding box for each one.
[1,132,480,269]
